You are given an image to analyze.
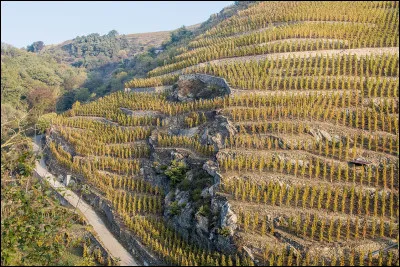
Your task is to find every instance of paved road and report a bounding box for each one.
[32,135,138,266]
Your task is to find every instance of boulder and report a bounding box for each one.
[309,128,322,142]
[170,151,184,161]
[186,170,194,181]
[318,129,332,142]
[332,134,341,144]
[211,133,224,149]
[170,74,230,102]
[243,246,255,261]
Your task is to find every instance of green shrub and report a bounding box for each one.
[218,227,231,237]
[178,178,191,191]
[191,188,203,202]
[160,164,168,171]
[198,205,210,217]
[164,160,188,186]
[169,201,181,215]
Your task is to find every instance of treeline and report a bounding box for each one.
[1,43,87,138]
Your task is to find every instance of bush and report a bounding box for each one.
[191,188,202,202]
[170,201,182,216]
[198,205,210,217]
[217,227,231,237]
[164,160,188,186]
[178,178,191,191]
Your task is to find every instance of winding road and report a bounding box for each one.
[32,135,138,266]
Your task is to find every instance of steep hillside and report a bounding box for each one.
[47,1,399,266]
[125,30,172,52]
[1,43,87,132]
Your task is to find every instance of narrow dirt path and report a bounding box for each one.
[32,135,139,266]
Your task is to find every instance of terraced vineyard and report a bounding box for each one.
[48,1,399,266]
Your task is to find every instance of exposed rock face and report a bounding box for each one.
[171,151,184,161]
[195,211,209,234]
[177,126,199,137]
[309,128,334,143]
[200,115,237,151]
[170,74,231,102]
[203,160,222,186]
[201,187,211,198]
[318,129,332,142]
[220,202,238,235]
[209,196,237,254]
[165,188,193,241]
[309,128,322,142]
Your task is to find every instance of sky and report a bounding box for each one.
[1,1,233,48]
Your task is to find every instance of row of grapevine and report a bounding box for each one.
[221,177,398,218]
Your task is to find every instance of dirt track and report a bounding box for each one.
[33,135,139,266]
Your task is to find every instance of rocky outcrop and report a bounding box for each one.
[210,196,238,254]
[170,74,231,102]
[177,126,199,137]
[309,128,334,143]
[195,211,209,234]
[200,115,237,151]
[202,157,238,254]
[220,202,238,235]
[318,129,332,142]
[203,160,223,187]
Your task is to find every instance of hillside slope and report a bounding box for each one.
[48,1,399,266]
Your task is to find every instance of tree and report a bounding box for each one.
[74,88,90,102]
[107,30,119,37]
[27,41,44,52]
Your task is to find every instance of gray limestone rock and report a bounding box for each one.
[203,160,222,186]
[201,187,211,198]
[309,128,322,142]
[220,202,238,235]
[243,246,255,261]
[195,211,209,234]
[318,129,332,142]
